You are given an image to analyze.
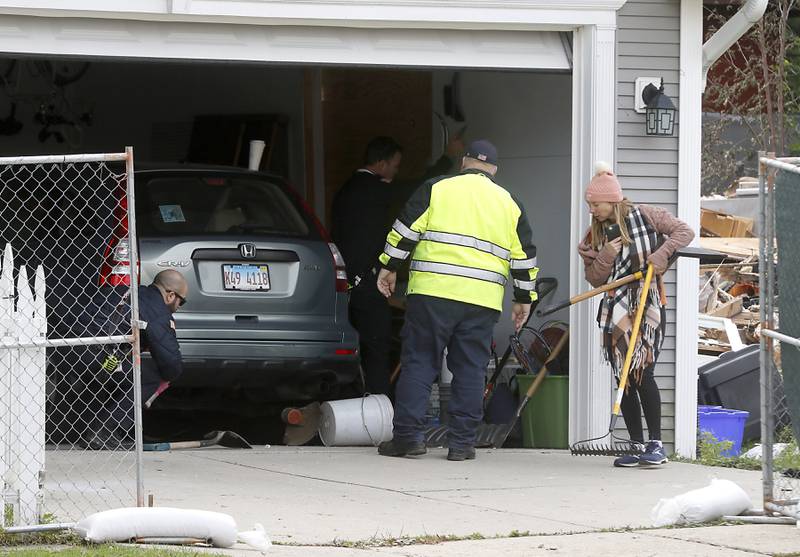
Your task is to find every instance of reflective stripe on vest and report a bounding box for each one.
[383,243,410,260]
[510,256,537,270]
[513,278,536,290]
[410,260,507,286]
[392,219,420,242]
[420,230,511,261]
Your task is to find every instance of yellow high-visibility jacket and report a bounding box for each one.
[379,169,538,311]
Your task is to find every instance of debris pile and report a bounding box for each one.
[697,200,769,355]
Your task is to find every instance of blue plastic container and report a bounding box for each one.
[697,407,750,457]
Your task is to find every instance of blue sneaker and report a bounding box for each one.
[639,441,668,465]
[613,453,640,467]
[613,442,645,467]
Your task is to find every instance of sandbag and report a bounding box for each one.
[75,507,270,551]
[651,478,752,527]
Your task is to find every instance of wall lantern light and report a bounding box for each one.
[641,79,676,136]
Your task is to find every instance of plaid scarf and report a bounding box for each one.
[597,206,666,385]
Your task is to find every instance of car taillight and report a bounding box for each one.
[328,242,349,293]
[99,235,133,287]
[335,349,356,356]
[99,183,137,287]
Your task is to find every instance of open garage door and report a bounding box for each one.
[0,15,571,70]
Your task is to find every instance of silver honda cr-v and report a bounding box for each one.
[102,166,361,406]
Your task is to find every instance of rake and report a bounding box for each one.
[570,263,655,457]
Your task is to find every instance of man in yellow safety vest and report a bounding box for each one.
[375,139,539,461]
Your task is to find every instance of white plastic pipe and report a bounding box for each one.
[702,0,768,91]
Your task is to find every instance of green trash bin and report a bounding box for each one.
[516,375,569,449]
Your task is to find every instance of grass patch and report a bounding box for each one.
[0,528,81,548]
[675,427,800,473]
[671,432,761,470]
[331,532,486,548]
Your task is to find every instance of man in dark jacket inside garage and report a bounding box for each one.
[80,269,188,450]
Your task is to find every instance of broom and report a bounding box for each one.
[570,263,655,457]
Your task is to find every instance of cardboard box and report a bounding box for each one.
[700,208,754,237]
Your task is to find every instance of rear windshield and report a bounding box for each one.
[136,175,315,238]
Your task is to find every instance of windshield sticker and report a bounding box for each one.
[159,204,186,223]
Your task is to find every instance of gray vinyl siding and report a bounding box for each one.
[616,0,681,448]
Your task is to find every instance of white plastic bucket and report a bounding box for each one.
[318,394,394,447]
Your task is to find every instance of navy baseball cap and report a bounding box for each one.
[464,140,498,165]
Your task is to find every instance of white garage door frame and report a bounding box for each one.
[0,0,629,449]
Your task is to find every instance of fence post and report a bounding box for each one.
[758,152,773,508]
[1,244,14,526]
[14,265,46,525]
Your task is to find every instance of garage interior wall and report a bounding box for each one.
[0,59,307,187]
[431,70,572,348]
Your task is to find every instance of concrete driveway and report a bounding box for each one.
[133,447,800,556]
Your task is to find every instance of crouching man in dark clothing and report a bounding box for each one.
[81,269,188,450]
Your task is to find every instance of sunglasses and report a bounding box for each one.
[169,291,187,307]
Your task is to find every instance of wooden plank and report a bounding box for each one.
[699,237,760,259]
[707,297,744,318]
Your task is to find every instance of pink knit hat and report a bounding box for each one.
[585,162,623,203]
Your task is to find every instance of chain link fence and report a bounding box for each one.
[0,149,142,530]
[758,154,800,520]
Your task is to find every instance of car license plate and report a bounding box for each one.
[223,264,270,291]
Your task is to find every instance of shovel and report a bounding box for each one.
[143,430,252,451]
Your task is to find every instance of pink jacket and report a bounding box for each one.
[577,204,694,288]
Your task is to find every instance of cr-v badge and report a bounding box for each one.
[157,260,190,267]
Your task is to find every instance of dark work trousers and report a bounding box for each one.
[394,294,499,449]
[618,363,662,443]
[95,357,161,439]
[349,279,393,396]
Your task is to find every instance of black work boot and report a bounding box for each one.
[378,439,427,457]
[447,447,476,461]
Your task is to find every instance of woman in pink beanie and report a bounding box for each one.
[578,162,694,468]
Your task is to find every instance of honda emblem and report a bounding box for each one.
[240,243,257,259]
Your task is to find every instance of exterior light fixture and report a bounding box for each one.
[641,79,676,136]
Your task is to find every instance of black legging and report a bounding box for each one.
[619,363,661,443]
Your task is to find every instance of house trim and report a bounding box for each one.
[675,0,702,458]
[569,23,617,445]
[0,1,627,29]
